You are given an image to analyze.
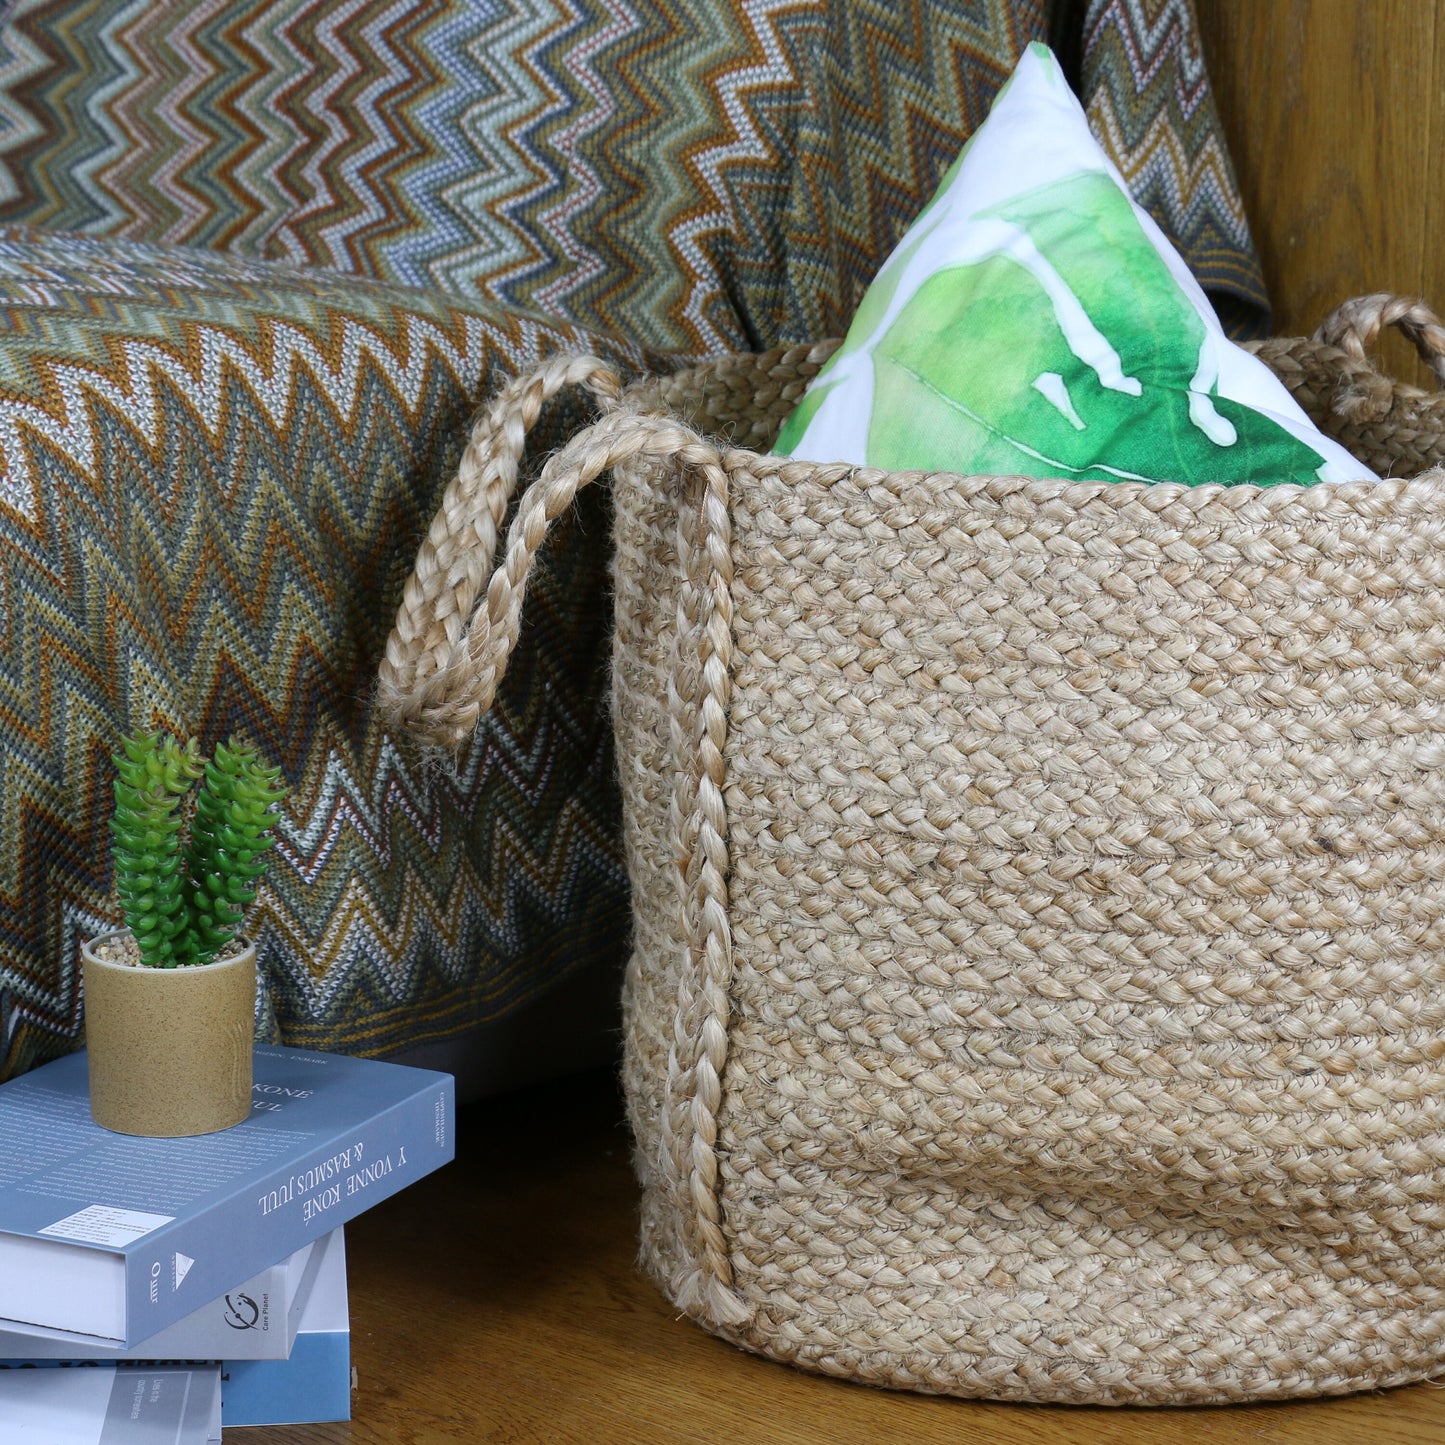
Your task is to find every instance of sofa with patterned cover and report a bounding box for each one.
[0,0,1267,1089]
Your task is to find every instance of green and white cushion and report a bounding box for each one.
[774,43,1373,487]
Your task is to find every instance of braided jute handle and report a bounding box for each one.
[378,354,749,1329]
[377,352,625,750]
[1313,292,1445,391]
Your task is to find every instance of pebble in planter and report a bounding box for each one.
[84,731,288,1136]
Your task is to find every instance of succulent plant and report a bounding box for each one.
[110,730,288,968]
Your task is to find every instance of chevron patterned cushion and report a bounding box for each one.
[0,227,652,1083]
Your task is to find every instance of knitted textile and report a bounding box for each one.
[0,229,653,1083]
[383,315,1445,1403]
[0,0,1265,348]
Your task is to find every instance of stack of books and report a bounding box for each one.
[0,1043,455,1440]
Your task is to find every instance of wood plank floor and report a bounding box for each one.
[240,1061,1445,1445]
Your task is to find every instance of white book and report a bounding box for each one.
[0,1365,221,1443]
[0,1235,325,1362]
[0,1232,350,1431]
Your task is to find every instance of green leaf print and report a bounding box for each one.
[867,170,1331,485]
[772,376,839,456]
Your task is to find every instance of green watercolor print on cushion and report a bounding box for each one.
[864,171,1332,485]
[773,42,1371,485]
[773,377,838,455]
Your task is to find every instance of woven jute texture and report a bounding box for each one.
[1248,292,1445,477]
[380,295,1445,1406]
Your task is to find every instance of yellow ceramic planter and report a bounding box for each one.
[82,930,256,1136]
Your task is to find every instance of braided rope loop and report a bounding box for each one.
[379,360,744,1322]
[377,353,623,750]
[1315,292,1445,384]
[1313,294,1445,420]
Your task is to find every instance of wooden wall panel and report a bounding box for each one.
[1430,7,1445,330]
[1195,0,1441,387]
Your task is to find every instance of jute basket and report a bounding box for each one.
[380,293,1445,1406]
[1248,292,1445,476]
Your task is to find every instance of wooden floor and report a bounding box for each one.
[240,1061,1445,1445]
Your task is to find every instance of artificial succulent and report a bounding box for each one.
[110,730,288,967]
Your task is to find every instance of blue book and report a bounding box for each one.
[0,1046,453,1348]
[221,1225,351,1427]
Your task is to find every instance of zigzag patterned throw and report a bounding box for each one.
[1077,0,1268,337]
[0,228,650,1082]
[0,0,1265,350]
